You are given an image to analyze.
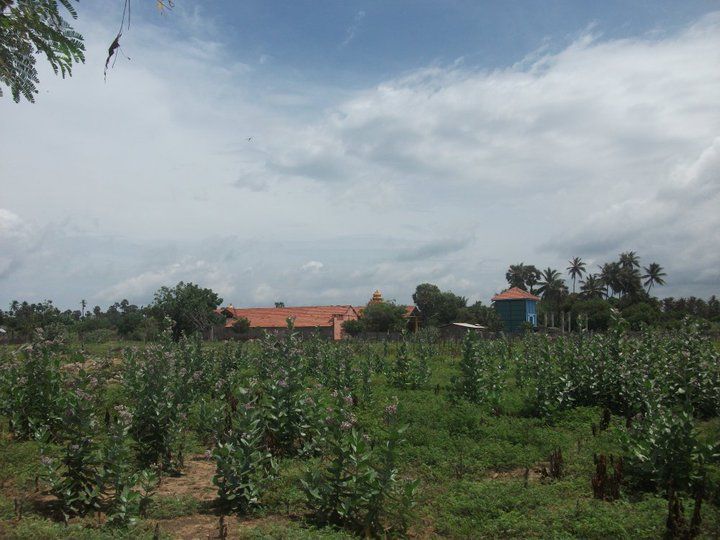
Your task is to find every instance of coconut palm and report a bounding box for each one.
[566,257,586,294]
[580,274,604,299]
[506,263,527,290]
[617,265,643,298]
[598,262,620,298]
[619,251,640,270]
[537,268,567,300]
[505,263,541,293]
[642,262,667,294]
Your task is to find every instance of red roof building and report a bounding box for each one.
[491,287,540,302]
[491,287,540,332]
[218,290,420,340]
[220,305,359,340]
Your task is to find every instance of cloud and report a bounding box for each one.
[395,236,474,262]
[0,209,24,238]
[300,260,324,272]
[1,10,719,308]
[341,10,366,47]
[95,258,236,304]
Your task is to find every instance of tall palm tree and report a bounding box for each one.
[524,265,542,295]
[506,263,527,290]
[537,268,567,299]
[505,263,541,293]
[566,257,586,294]
[598,262,620,298]
[617,265,642,298]
[619,251,640,270]
[642,262,666,294]
[580,274,604,299]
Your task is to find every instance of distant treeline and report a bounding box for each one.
[1,251,719,343]
[0,282,223,343]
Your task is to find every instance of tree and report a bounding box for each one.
[598,262,620,298]
[358,301,407,333]
[148,281,223,340]
[570,298,612,331]
[580,274,604,300]
[341,318,363,337]
[0,0,85,102]
[621,302,660,330]
[505,263,541,293]
[457,301,502,331]
[412,283,466,326]
[619,251,640,270]
[1,0,174,103]
[536,268,567,301]
[566,257,586,294]
[229,315,250,335]
[642,262,666,294]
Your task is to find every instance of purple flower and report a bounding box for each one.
[244,402,255,410]
[344,395,354,406]
[340,421,352,431]
[278,379,288,388]
[385,402,398,416]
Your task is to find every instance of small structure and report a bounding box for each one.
[439,322,486,340]
[491,287,540,332]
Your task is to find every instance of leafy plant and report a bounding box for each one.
[212,399,276,514]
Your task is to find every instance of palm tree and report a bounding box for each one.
[506,263,527,290]
[598,262,620,298]
[642,262,666,294]
[505,263,541,293]
[537,268,567,299]
[619,251,640,270]
[617,265,642,297]
[566,257,586,294]
[524,265,542,295]
[580,274,604,299]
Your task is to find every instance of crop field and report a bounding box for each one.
[0,319,719,539]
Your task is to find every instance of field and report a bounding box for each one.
[0,321,719,539]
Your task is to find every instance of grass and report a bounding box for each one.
[1,340,718,538]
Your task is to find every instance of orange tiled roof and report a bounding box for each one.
[491,287,540,302]
[222,305,358,329]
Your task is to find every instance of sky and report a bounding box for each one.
[1,0,719,310]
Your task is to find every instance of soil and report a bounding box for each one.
[154,515,288,540]
[157,455,217,501]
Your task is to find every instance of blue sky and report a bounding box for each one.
[1,1,719,309]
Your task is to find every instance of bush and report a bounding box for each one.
[341,319,363,337]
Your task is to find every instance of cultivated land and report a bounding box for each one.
[0,325,719,539]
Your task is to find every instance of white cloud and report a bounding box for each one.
[1,10,719,308]
[300,260,324,272]
[342,10,366,47]
[95,258,236,304]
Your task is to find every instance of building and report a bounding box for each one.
[491,287,540,332]
[218,305,361,340]
[439,322,486,340]
[217,290,420,341]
